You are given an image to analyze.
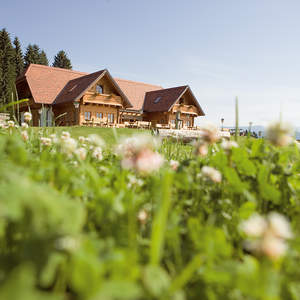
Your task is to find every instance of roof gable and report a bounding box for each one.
[143,86,188,112]
[53,70,106,105]
[143,85,205,115]
[54,69,132,108]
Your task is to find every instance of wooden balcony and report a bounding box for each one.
[172,104,198,115]
[83,93,123,107]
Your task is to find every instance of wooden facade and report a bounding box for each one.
[15,64,204,128]
[52,75,125,126]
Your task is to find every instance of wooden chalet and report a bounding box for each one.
[16,64,204,127]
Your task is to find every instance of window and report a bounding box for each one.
[84,111,91,120]
[154,96,162,104]
[107,113,114,123]
[96,112,103,119]
[186,120,190,127]
[171,120,175,124]
[96,85,103,94]
[161,119,164,124]
[179,98,184,105]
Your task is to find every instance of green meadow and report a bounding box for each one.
[0,125,300,300]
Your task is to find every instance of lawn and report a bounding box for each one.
[33,126,194,160]
[36,126,144,146]
[1,122,299,300]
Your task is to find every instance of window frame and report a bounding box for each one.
[96,112,103,119]
[107,113,114,123]
[84,111,91,120]
[96,85,103,94]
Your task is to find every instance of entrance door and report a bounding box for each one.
[39,107,53,127]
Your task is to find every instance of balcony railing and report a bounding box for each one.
[83,93,122,106]
[172,104,198,115]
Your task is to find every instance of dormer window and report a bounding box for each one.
[154,96,162,104]
[96,85,103,94]
[69,84,77,92]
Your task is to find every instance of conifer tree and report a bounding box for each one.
[0,28,16,104]
[13,37,24,76]
[24,44,40,68]
[38,50,49,66]
[52,50,72,69]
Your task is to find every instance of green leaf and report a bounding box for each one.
[143,265,171,297]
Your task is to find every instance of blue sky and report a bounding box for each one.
[2,0,300,126]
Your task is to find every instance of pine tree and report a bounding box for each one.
[13,37,24,76]
[0,28,16,105]
[24,44,41,68]
[53,50,72,69]
[38,50,49,66]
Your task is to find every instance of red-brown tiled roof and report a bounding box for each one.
[22,64,87,104]
[19,65,132,107]
[16,64,204,115]
[115,78,163,110]
[143,86,188,112]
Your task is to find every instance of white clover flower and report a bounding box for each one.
[24,112,32,122]
[127,174,144,188]
[49,133,59,144]
[40,137,52,146]
[138,209,148,224]
[87,134,105,147]
[116,135,160,156]
[92,147,103,160]
[194,141,208,157]
[61,137,77,155]
[268,212,293,239]
[78,136,85,143]
[240,214,267,237]
[7,120,14,128]
[266,121,294,147]
[117,134,163,174]
[199,123,220,144]
[201,166,222,183]
[75,147,87,160]
[21,122,28,129]
[134,149,164,174]
[221,140,238,151]
[261,234,287,260]
[61,131,71,140]
[241,212,292,260]
[170,159,179,171]
[21,130,29,141]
